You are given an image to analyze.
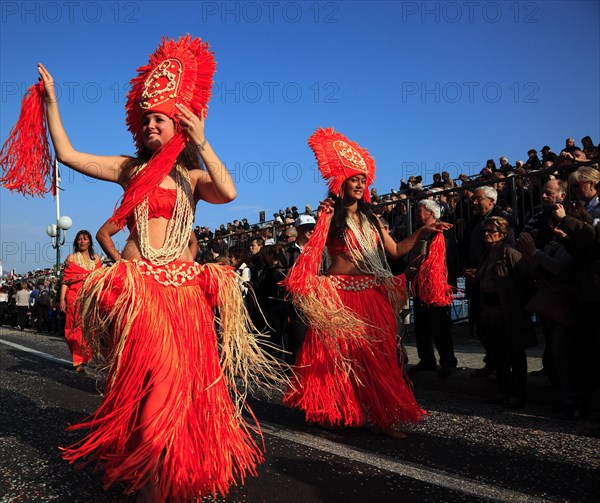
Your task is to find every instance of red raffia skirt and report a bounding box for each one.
[283,274,425,428]
[61,260,264,502]
[64,285,92,366]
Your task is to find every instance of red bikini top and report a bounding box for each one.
[126,186,177,231]
[327,235,349,255]
[147,186,176,219]
[327,227,380,256]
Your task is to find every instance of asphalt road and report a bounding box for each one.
[0,325,598,503]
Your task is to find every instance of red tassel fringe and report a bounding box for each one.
[109,133,186,228]
[282,211,331,295]
[411,233,454,306]
[0,81,53,197]
[62,266,263,501]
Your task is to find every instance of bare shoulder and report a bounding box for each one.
[117,157,143,188]
[64,253,76,263]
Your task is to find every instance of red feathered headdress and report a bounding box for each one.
[308,127,375,202]
[110,35,215,227]
[126,34,215,150]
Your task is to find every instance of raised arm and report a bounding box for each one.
[174,103,237,204]
[382,221,452,259]
[38,64,129,184]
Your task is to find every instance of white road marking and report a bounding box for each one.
[0,338,72,366]
[0,337,554,502]
[261,421,552,503]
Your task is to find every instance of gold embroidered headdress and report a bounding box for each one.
[308,127,376,202]
[110,35,216,228]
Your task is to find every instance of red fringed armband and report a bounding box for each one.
[0,81,53,197]
[411,232,454,306]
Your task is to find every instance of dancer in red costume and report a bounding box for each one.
[283,128,452,438]
[59,230,102,372]
[1,36,282,502]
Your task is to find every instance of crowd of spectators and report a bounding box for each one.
[192,205,317,247]
[0,269,64,335]
[189,134,600,420]
[2,135,599,419]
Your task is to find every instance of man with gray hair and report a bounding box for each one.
[406,199,460,378]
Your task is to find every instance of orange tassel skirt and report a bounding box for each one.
[283,274,426,428]
[64,285,92,367]
[61,261,264,501]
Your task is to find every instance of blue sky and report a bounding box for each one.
[1,0,599,273]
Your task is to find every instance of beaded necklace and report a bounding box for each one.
[75,252,96,271]
[344,212,405,315]
[344,212,392,279]
[134,164,195,265]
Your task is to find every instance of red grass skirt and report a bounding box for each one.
[283,275,425,428]
[64,286,92,366]
[62,261,100,367]
[61,261,263,501]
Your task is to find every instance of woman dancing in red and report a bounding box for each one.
[283,128,451,438]
[1,36,281,502]
[58,230,102,372]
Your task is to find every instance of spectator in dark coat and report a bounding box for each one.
[524,149,542,171]
[461,186,515,378]
[560,137,579,155]
[279,214,318,363]
[581,136,598,159]
[250,245,289,360]
[498,156,514,174]
[552,203,600,418]
[541,145,558,165]
[473,217,535,408]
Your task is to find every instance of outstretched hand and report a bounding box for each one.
[423,221,453,234]
[37,63,57,102]
[317,198,335,220]
[174,102,206,146]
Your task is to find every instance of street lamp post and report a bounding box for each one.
[46,160,72,275]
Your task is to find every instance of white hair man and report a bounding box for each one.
[406,200,460,379]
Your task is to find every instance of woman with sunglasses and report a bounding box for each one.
[478,216,536,408]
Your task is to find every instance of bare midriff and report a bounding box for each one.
[122,215,195,263]
[326,253,368,276]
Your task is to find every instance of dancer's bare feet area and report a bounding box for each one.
[371,425,407,440]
